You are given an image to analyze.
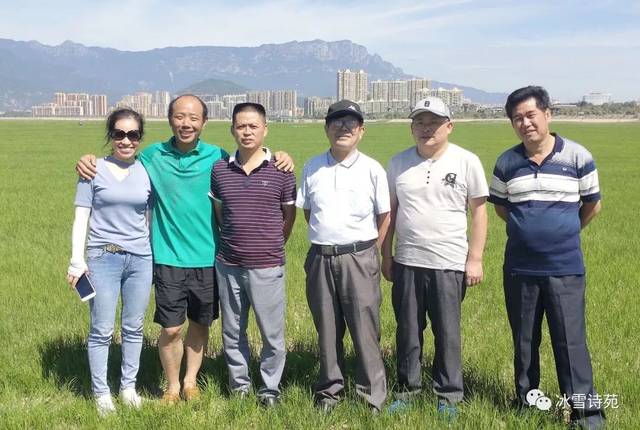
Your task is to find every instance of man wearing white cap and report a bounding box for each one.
[382,96,488,416]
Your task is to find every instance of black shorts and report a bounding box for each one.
[153,264,219,328]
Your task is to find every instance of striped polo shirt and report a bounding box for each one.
[488,134,600,276]
[210,148,297,268]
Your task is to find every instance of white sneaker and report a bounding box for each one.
[120,387,143,409]
[95,393,116,417]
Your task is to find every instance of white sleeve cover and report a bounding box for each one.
[68,206,91,277]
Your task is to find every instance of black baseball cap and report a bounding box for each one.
[325,100,364,122]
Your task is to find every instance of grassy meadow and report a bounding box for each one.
[0,118,638,429]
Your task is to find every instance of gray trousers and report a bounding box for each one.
[216,261,286,395]
[391,263,466,404]
[504,273,603,417]
[304,245,387,410]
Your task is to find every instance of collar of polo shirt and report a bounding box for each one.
[327,149,360,168]
[162,137,202,155]
[229,147,272,168]
[516,133,564,159]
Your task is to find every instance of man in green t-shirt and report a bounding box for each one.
[76,95,293,404]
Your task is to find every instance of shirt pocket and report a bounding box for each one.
[347,187,373,219]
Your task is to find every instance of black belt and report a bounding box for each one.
[312,239,377,256]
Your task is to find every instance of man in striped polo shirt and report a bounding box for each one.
[489,86,604,429]
[210,102,296,407]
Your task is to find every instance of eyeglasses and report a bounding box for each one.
[328,118,361,131]
[110,129,141,141]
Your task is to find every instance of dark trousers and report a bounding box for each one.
[504,273,603,417]
[304,245,387,410]
[392,263,466,403]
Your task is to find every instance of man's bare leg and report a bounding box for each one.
[183,319,209,388]
[158,325,184,396]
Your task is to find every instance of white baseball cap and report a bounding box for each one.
[409,96,451,120]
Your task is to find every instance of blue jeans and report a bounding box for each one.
[86,248,153,396]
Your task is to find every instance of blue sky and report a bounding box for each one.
[2,0,638,101]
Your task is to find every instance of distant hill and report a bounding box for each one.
[0,38,508,110]
[179,78,248,96]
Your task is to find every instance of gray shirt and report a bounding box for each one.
[387,144,488,271]
[75,157,152,256]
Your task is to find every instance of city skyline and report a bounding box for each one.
[31,72,470,119]
[0,1,638,102]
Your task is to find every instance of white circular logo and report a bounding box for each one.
[536,396,552,411]
[526,389,544,407]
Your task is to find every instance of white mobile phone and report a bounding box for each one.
[76,273,96,302]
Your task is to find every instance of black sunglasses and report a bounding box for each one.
[110,129,141,141]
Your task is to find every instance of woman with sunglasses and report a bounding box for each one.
[66,108,152,416]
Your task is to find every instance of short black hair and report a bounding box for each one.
[505,86,551,120]
[105,108,144,143]
[167,94,208,120]
[232,102,267,124]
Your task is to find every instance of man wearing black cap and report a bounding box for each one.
[296,100,390,412]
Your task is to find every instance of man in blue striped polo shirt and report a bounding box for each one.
[210,102,296,407]
[488,86,605,429]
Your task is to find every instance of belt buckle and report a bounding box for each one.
[333,245,339,256]
[351,243,358,253]
[105,244,121,253]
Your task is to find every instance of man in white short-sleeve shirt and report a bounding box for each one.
[382,97,488,416]
[296,100,390,413]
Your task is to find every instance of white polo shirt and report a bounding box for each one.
[387,143,488,271]
[296,150,390,245]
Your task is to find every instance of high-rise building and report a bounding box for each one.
[90,94,108,116]
[154,90,171,105]
[205,101,225,119]
[367,79,410,113]
[269,90,297,117]
[407,78,432,106]
[388,80,408,102]
[428,87,464,107]
[337,69,368,102]
[31,92,107,117]
[223,94,248,119]
[247,91,271,111]
[370,81,389,101]
[116,92,154,117]
[54,92,66,106]
[304,96,335,118]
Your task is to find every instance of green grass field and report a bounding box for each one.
[0,119,638,429]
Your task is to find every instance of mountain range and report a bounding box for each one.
[0,38,507,111]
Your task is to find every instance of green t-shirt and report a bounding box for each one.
[139,138,227,267]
